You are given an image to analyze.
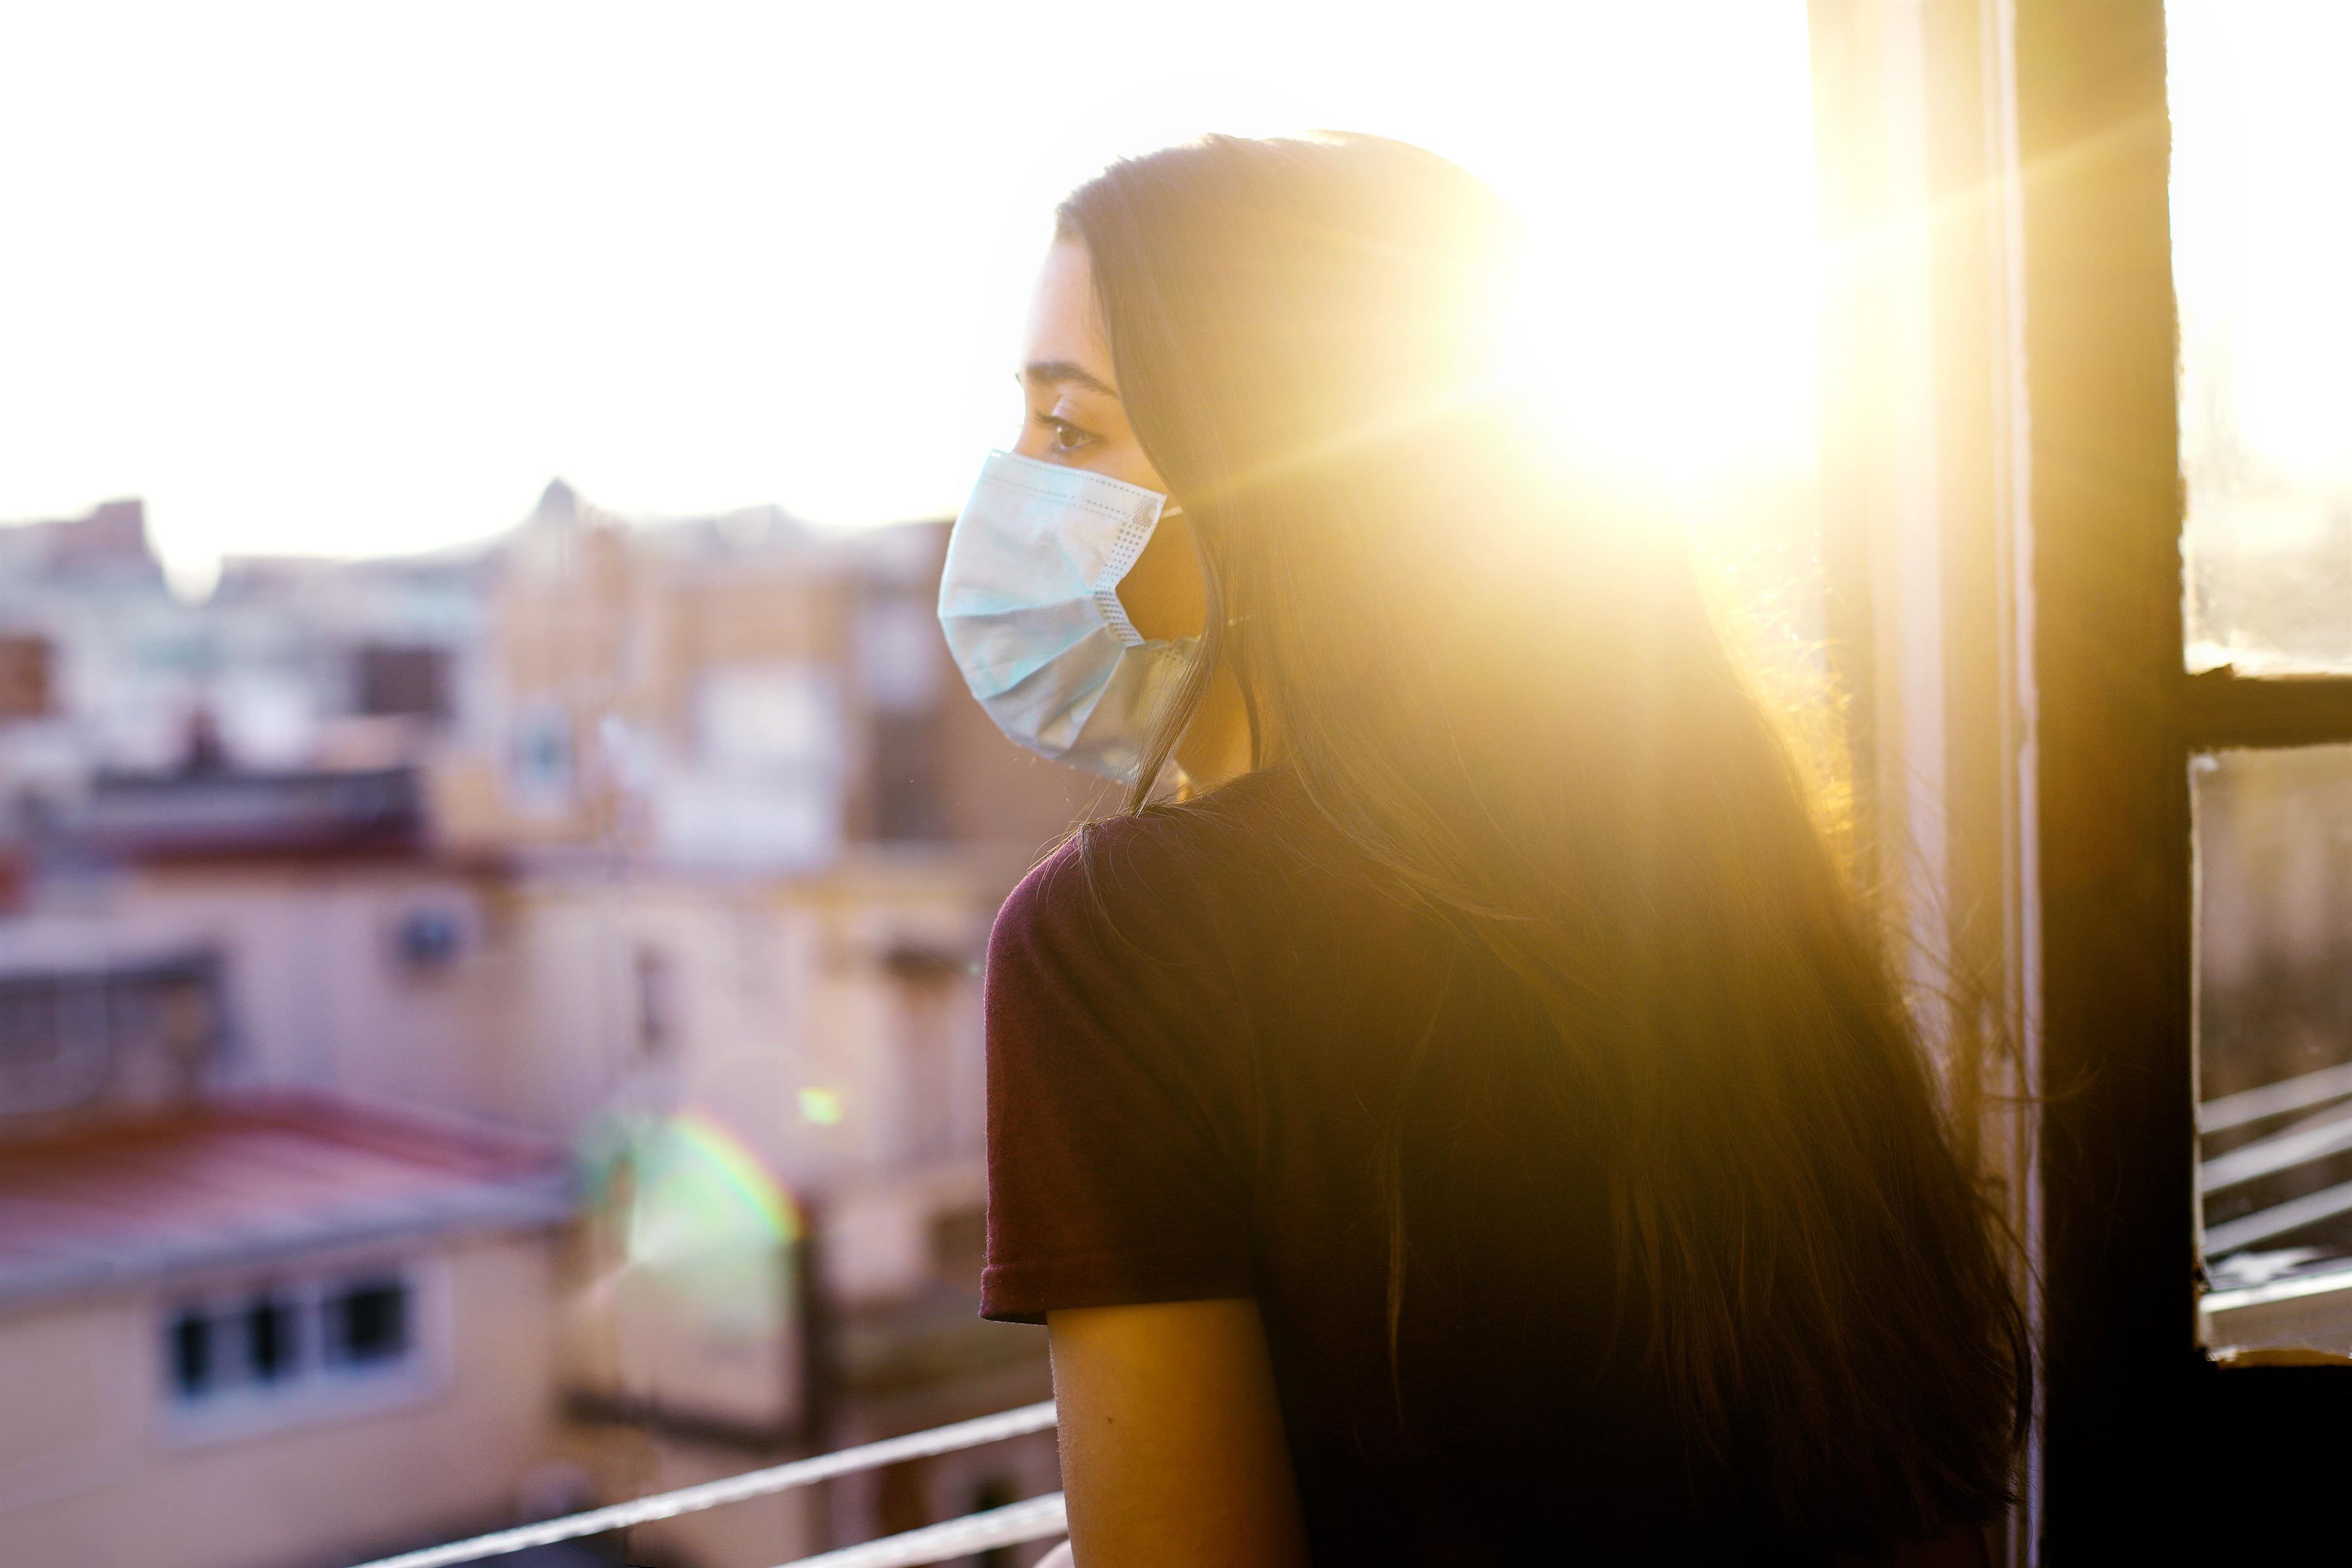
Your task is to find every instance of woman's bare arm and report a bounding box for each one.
[1045,1299,1312,1568]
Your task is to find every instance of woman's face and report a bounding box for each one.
[1014,236,1205,643]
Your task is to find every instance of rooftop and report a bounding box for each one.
[54,767,426,862]
[0,1096,571,1308]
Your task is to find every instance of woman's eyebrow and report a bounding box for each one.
[1020,360,1120,400]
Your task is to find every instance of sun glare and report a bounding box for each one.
[0,2,1820,575]
[2170,0,2352,491]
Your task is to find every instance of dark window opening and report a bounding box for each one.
[355,644,453,720]
[247,1293,299,1382]
[333,1279,411,1364]
[634,946,674,1057]
[171,1310,212,1400]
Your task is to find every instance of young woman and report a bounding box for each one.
[939,133,2026,1567]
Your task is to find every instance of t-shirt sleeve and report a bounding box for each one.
[980,821,1257,1323]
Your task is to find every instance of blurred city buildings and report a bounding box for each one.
[0,491,1089,1568]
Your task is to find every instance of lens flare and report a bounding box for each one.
[578,1111,801,1370]
[582,1110,800,1272]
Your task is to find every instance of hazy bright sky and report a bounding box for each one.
[0,2,1819,585]
[2170,0,2352,490]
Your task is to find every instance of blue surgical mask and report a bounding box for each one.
[937,450,1197,782]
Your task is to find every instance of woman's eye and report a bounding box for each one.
[1041,416,1093,453]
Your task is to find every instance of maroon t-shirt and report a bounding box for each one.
[981,768,1831,1565]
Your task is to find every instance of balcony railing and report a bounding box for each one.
[2201,1061,2352,1257]
[0,946,224,1118]
[337,1060,2352,1568]
[350,1401,1065,1568]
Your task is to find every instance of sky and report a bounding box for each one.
[2170,0,2352,492]
[0,2,1821,589]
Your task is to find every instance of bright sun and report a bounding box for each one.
[0,1,1821,576]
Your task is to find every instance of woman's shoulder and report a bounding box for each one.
[992,768,1322,958]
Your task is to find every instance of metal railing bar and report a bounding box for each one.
[2201,1062,2352,1135]
[2198,1099,2352,1192]
[2206,1176,2352,1256]
[2203,1255,2352,1314]
[345,1401,1058,1568]
[766,1492,1068,1568]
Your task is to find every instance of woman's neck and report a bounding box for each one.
[1173,658,1260,792]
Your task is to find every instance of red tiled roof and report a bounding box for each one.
[0,1096,572,1307]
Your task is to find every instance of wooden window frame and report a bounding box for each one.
[1815,2,2352,1557]
[2011,1,2352,1554]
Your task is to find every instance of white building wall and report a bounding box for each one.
[0,1232,564,1568]
[106,863,515,1119]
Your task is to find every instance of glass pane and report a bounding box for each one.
[169,1310,214,1401]
[331,1279,410,1366]
[2196,744,2352,1352]
[2171,3,2352,673]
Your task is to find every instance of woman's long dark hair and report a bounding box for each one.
[1059,133,2028,1545]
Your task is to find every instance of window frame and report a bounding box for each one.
[1811,3,2352,1557]
[160,1259,439,1447]
[2010,1,2352,1555]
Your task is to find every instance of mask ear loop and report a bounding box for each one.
[1156,503,1253,764]
[1090,504,1163,651]
[1122,492,1215,810]
[1196,502,1265,775]
[1178,497,1262,770]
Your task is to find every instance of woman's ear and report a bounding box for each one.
[1115,507,1209,642]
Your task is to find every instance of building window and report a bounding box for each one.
[634,945,674,1058]
[354,643,453,720]
[330,1276,410,1366]
[0,955,224,1119]
[172,1310,214,1400]
[166,1268,418,1410]
[246,1290,300,1384]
